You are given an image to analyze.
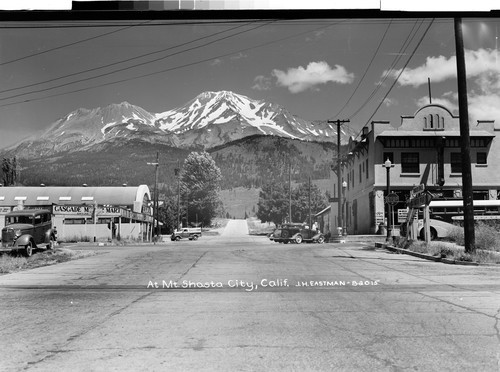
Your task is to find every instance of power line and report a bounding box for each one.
[0,19,270,28]
[331,19,393,119]
[345,19,426,122]
[0,20,152,67]
[0,20,272,102]
[0,20,258,95]
[348,18,434,143]
[362,19,435,126]
[0,18,455,29]
[0,19,347,108]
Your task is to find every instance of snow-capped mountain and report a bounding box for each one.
[5,91,353,157]
[155,91,340,142]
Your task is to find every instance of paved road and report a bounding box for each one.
[220,219,249,236]
[1,220,500,371]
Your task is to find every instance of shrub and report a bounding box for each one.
[446,223,500,252]
[475,222,500,251]
[447,226,464,245]
[0,254,26,274]
[455,252,473,262]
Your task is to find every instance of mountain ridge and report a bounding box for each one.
[2,90,354,158]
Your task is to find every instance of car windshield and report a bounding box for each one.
[6,215,34,225]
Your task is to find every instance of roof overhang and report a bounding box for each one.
[377,130,494,138]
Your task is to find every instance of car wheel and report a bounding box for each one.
[431,228,437,240]
[420,228,437,240]
[175,236,181,241]
[192,235,198,241]
[317,236,325,244]
[295,235,303,244]
[24,242,33,257]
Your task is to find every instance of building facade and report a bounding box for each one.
[0,185,153,242]
[329,103,499,235]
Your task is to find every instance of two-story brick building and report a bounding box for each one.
[326,103,499,235]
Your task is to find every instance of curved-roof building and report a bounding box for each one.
[0,185,153,242]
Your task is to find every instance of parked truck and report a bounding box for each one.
[170,227,202,241]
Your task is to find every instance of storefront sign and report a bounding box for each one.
[53,205,121,216]
[0,207,11,214]
[398,209,411,223]
[53,205,93,215]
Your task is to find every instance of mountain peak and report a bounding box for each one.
[195,90,254,103]
[3,90,352,157]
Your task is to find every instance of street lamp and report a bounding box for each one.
[342,181,347,236]
[383,158,394,242]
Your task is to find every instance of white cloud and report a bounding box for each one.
[389,49,500,122]
[469,92,500,123]
[383,97,397,107]
[210,58,223,66]
[230,52,247,61]
[252,75,272,91]
[416,96,458,113]
[385,48,500,87]
[272,61,354,93]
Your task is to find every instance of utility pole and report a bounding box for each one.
[147,152,159,243]
[176,159,181,231]
[454,17,475,253]
[308,175,312,228]
[328,119,350,237]
[288,160,292,223]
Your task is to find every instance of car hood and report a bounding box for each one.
[2,224,34,231]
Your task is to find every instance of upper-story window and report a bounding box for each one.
[451,152,462,173]
[401,152,420,173]
[424,113,444,130]
[477,152,487,165]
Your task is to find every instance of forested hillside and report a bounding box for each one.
[210,135,336,189]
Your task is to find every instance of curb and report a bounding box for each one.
[374,242,496,266]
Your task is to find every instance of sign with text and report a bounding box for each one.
[53,205,121,216]
[407,193,432,208]
[385,192,399,205]
[398,209,408,223]
[410,184,425,198]
[0,207,12,214]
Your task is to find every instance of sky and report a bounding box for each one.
[0,6,499,149]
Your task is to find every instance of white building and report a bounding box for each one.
[0,185,153,242]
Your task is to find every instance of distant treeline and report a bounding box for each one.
[12,135,336,192]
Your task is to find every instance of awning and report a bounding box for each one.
[377,130,494,138]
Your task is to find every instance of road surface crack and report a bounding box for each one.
[24,291,153,370]
[176,251,208,280]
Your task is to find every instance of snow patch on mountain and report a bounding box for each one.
[4,90,355,157]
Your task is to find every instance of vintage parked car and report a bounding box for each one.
[270,223,325,244]
[171,227,202,241]
[1,209,57,257]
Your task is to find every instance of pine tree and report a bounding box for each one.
[180,151,223,227]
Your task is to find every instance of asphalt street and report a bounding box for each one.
[1,219,500,371]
